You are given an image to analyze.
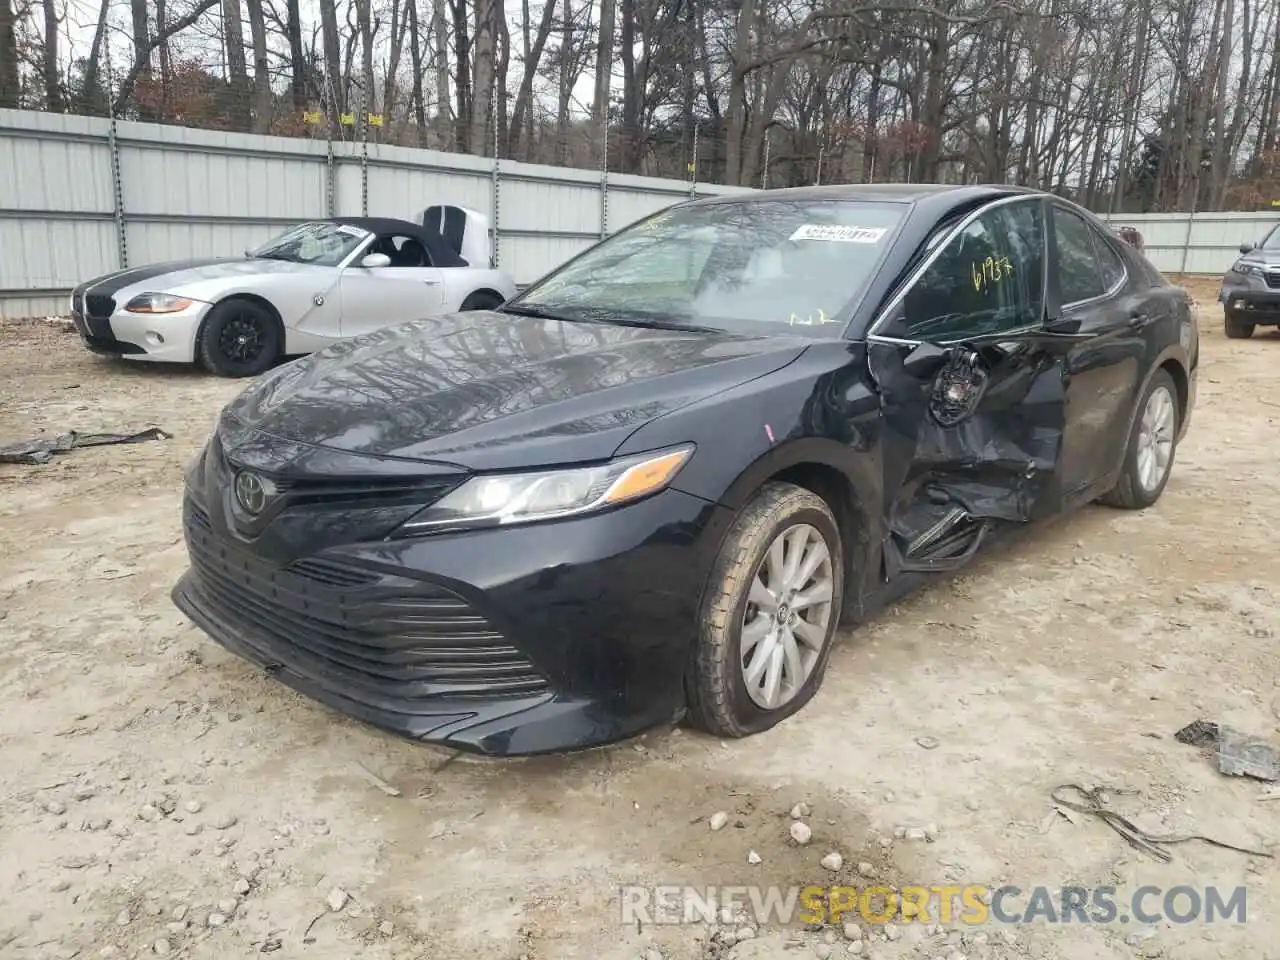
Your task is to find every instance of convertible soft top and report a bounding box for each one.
[330,216,468,268]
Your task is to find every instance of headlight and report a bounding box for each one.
[1232,260,1263,277]
[124,293,195,313]
[397,444,694,535]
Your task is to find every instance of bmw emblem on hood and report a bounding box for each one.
[234,470,274,515]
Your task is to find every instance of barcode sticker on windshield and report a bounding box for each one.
[789,224,886,244]
[336,224,370,237]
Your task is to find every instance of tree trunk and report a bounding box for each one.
[41,0,63,111]
[408,0,427,142]
[0,0,17,110]
[319,0,343,129]
[468,0,499,156]
[285,0,306,111]
[509,0,556,158]
[244,0,271,132]
[593,0,616,125]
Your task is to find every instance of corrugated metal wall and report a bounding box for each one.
[4,107,1279,319]
[0,109,752,318]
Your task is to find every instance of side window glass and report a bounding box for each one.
[901,200,1045,341]
[1092,231,1126,291]
[1054,208,1104,303]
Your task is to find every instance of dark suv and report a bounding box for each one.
[1219,224,1280,338]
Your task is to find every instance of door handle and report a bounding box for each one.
[1127,312,1152,329]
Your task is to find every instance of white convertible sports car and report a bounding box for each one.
[68,205,518,377]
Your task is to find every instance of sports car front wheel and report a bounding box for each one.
[686,482,844,738]
[197,298,282,378]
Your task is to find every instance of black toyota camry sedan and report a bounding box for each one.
[172,184,1199,756]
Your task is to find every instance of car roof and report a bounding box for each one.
[327,216,468,268]
[689,182,1042,212]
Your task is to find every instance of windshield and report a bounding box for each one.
[1260,225,1280,251]
[249,221,372,266]
[510,198,907,336]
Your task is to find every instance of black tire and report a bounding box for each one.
[1224,310,1254,339]
[686,482,845,738]
[197,298,282,378]
[1098,369,1179,510]
[459,290,505,311]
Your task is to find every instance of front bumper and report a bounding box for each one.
[1219,277,1280,321]
[172,486,733,756]
[70,300,210,363]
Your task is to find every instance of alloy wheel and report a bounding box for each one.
[1136,385,1176,493]
[740,523,835,710]
[219,312,265,364]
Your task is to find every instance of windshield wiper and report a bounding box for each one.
[499,303,581,323]
[252,251,296,262]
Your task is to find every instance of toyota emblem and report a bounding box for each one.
[234,470,273,514]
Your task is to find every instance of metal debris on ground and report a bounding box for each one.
[0,428,172,465]
[1049,783,1273,863]
[1174,719,1280,781]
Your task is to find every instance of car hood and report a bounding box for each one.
[1237,250,1280,268]
[75,258,326,303]
[222,311,810,471]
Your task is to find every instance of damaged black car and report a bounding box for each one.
[172,184,1199,757]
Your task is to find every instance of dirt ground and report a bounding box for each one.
[0,277,1278,960]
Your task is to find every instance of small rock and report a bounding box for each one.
[884,923,900,941]
[847,943,864,956]
[747,850,762,865]
[643,948,664,960]
[115,910,132,926]
[327,887,349,912]
[1126,927,1157,946]
[892,826,907,839]
[925,823,939,840]
[735,925,755,942]
[823,929,838,945]
[45,799,67,815]
[814,944,833,959]
[821,851,844,872]
[790,821,813,845]
[790,802,812,819]
[709,811,729,831]
[233,878,251,895]
[965,798,980,811]
[857,861,874,877]
[843,922,863,941]
[171,906,188,922]
[145,902,164,917]
[207,912,228,927]
[213,813,238,831]
[217,899,238,916]
[157,797,177,815]
[184,822,202,836]
[138,805,162,823]
[378,920,395,937]
[86,817,111,831]
[915,736,940,750]
[153,939,172,955]
[99,949,120,958]
[166,922,188,935]
[904,827,927,841]
[883,792,896,803]
[73,784,97,801]
[185,800,202,814]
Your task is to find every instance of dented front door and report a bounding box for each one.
[866,195,1069,578]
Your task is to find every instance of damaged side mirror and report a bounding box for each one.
[928,347,991,426]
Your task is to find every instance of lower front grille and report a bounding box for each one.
[86,293,116,317]
[181,499,549,700]
[1265,272,1280,289]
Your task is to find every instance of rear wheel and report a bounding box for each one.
[1099,369,1179,510]
[460,290,505,311]
[197,299,282,378]
[686,482,844,738]
[1224,310,1255,339]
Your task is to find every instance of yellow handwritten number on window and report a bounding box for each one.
[971,256,1014,293]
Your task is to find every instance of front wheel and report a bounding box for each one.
[1098,369,1179,510]
[686,482,845,738]
[1224,311,1255,339]
[196,299,282,378]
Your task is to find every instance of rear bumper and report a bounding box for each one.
[172,485,733,756]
